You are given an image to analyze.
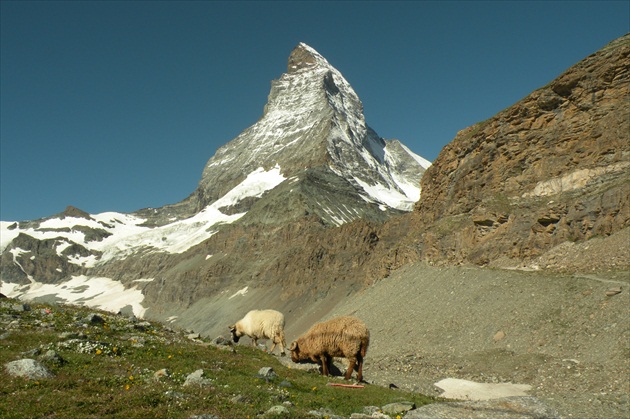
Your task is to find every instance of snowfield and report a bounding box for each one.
[0,166,287,315]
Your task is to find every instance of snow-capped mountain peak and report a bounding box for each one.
[0,42,430,317]
[196,43,428,216]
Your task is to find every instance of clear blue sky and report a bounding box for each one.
[1,1,628,222]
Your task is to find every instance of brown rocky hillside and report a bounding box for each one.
[410,34,629,270]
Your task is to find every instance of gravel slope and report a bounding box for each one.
[325,261,629,418]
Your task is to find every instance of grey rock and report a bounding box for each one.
[404,396,561,418]
[5,358,53,379]
[263,405,290,416]
[21,348,41,357]
[307,407,342,418]
[257,366,277,380]
[40,350,67,366]
[164,390,187,400]
[84,313,104,324]
[133,321,152,331]
[382,401,415,415]
[117,305,135,318]
[350,412,390,419]
[183,369,213,387]
[230,394,249,404]
[12,303,31,312]
[211,335,231,346]
[58,331,82,340]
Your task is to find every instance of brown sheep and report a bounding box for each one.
[289,316,369,381]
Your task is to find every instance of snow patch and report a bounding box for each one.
[435,378,532,401]
[229,286,249,299]
[354,177,415,211]
[4,275,147,317]
[0,166,286,262]
[398,142,432,169]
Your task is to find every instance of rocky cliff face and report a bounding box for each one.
[412,34,629,269]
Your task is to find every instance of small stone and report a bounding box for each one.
[84,313,105,324]
[21,348,41,357]
[606,287,622,296]
[154,368,170,379]
[211,336,230,345]
[58,332,81,340]
[12,303,31,312]
[40,350,67,366]
[183,369,213,386]
[164,390,187,400]
[493,330,506,342]
[257,366,277,380]
[382,401,416,415]
[230,394,248,404]
[264,405,289,416]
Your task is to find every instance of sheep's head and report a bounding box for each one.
[228,325,241,343]
[289,341,301,362]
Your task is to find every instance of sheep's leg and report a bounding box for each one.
[345,356,357,380]
[270,335,285,356]
[277,333,287,356]
[356,355,364,382]
[319,355,329,376]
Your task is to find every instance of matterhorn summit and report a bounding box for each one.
[186,42,431,224]
[0,42,429,317]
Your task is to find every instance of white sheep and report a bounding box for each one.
[228,309,287,356]
[289,316,369,381]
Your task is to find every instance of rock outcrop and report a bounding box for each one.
[412,34,630,268]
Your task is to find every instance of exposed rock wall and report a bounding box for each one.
[127,214,418,312]
[413,34,630,267]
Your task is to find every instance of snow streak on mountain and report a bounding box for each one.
[0,43,430,315]
[194,43,430,216]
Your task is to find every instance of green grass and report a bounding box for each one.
[0,300,434,418]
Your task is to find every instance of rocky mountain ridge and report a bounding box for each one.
[0,43,429,309]
[137,43,429,226]
[410,33,629,269]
